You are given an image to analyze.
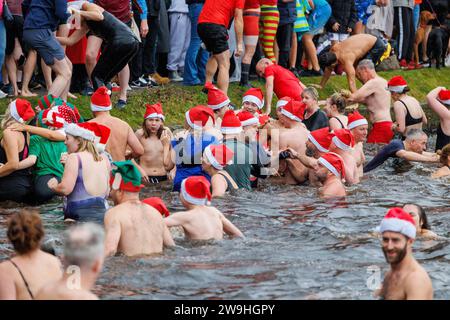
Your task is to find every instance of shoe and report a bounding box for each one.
[407,61,421,70]
[0,90,7,99]
[299,69,323,77]
[168,70,183,82]
[130,79,148,89]
[4,84,14,97]
[80,86,94,96]
[151,73,170,85]
[399,59,408,68]
[115,99,127,110]
[289,67,300,78]
[139,76,152,87]
[146,75,159,87]
[239,82,253,88]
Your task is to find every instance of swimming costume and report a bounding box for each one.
[217,171,239,192]
[363,139,405,172]
[9,260,34,300]
[148,175,168,184]
[303,109,329,131]
[367,121,394,144]
[398,100,423,126]
[332,116,346,129]
[436,124,450,152]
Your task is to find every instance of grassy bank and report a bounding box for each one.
[1,68,450,130]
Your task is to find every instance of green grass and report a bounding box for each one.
[1,68,450,130]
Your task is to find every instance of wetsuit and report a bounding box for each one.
[0,132,32,203]
[86,11,140,90]
[436,124,450,152]
[64,155,109,223]
[303,109,329,131]
[363,139,404,172]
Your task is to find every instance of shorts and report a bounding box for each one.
[23,28,65,66]
[244,12,260,46]
[5,15,24,55]
[367,121,394,144]
[355,0,373,25]
[148,175,168,184]
[197,22,229,54]
[364,37,388,65]
[328,33,349,42]
[305,4,331,36]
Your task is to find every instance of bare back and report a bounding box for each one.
[361,77,392,123]
[77,152,110,197]
[335,34,378,65]
[172,207,225,241]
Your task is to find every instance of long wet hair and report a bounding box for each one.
[142,120,164,139]
[412,204,431,230]
[75,136,101,162]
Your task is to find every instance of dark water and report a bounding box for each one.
[0,146,449,300]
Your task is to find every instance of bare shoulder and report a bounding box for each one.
[209,206,224,217]
[406,265,432,286]
[105,205,122,221]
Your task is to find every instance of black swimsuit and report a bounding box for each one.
[9,260,34,300]
[398,100,423,126]
[332,116,345,129]
[217,171,238,192]
[436,124,450,152]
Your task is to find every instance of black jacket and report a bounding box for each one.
[325,0,358,34]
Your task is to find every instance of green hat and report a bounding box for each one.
[110,160,143,192]
[37,95,55,110]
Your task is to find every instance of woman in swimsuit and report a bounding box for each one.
[426,87,450,152]
[432,143,450,179]
[323,92,348,131]
[0,210,62,300]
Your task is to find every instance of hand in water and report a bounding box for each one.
[8,123,27,132]
[47,178,58,190]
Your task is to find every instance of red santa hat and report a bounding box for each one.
[308,127,333,153]
[208,87,230,110]
[221,110,242,134]
[379,207,416,239]
[144,103,165,121]
[318,152,346,180]
[237,110,259,127]
[64,122,96,142]
[280,100,305,122]
[258,114,270,126]
[9,99,35,123]
[180,176,212,206]
[42,105,78,128]
[90,86,112,112]
[89,123,111,153]
[142,197,170,217]
[203,144,234,170]
[347,111,368,130]
[332,128,355,151]
[242,88,264,109]
[185,106,215,129]
[438,89,450,106]
[387,76,408,93]
[276,96,292,109]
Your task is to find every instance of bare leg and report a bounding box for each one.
[60,57,73,101]
[48,57,72,98]
[86,36,103,80]
[41,59,53,90]
[289,32,297,69]
[5,55,19,96]
[242,45,256,65]
[205,56,218,85]
[118,64,130,101]
[302,34,320,71]
[214,50,231,94]
[21,50,37,97]
[353,22,365,35]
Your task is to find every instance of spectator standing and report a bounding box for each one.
[293,0,311,71]
[276,0,297,69]
[240,0,261,87]
[0,1,6,99]
[259,0,279,63]
[325,0,358,45]
[392,0,415,68]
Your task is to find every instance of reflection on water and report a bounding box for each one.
[0,145,449,300]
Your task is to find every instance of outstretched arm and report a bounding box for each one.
[9,123,65,142]
[319,66,333,89]
[396,150,439,163]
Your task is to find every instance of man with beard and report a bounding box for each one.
[376,207,433,300]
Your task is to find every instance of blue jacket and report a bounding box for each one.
[277,0,297,26]
[22,0,70,30]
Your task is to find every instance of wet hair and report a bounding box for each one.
[142,119,163,139]
[7,210,44,255]
[63,223,105,268]
[408,204,431,230]
[439,143,450,165]
[329,93,347,113]
[302,87,319,101]
[318,51,337,68]
[356,59,375,70]
[405,128,426,141]
[75,137,102,162]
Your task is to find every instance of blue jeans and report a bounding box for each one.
[183,4,209,86]
[0,20,6,79]
[413,4,420,31]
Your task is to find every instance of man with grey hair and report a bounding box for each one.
[348,59,393,144]
[36,223,105,300]
[363,129,439,172]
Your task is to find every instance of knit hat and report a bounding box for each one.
[237,110,259,127]
[332,128,355,151]
[276,97,292,109]
[91,86,112,112]
[203,144,234,170]
[185,106,215,129]
[242,88,264,109]
[387,76,408,93]
[308,127,333,153]
[347,111,368,130]
[180,176,211,206]
[53,98,83,123]
[42,105,78,128]
[144,103,165,121]
[221,110,242,134]
[318,152,345,180]
[438,89,450,105]
[89,123,111,153]
[280,100,305,122]
[64,123,96,142]
[9,99,35,123]
[142,197,170,217]
[379,207,416,239]
[208,87,230,110]
[37,95,55,110]
[110,160,144,192]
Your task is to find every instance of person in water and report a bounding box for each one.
[36,223,105,300]
[426,87,450,152]
[402,204,438,240]
[431,143,450,179]
[164,176,244,241]
[301,87,329,132]
[376,207,433,300]
[316,152,347,198]
[323,92,348,131]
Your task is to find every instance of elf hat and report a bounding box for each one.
[110,160,144,192]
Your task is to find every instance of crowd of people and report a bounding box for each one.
[0,0,449,300]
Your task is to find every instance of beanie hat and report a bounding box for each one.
[110,160,144,192]
[91,86,112,112]
[10,99,35,123]
[144,103,165,121]
[185,106,215,129]
[64,123,96,142]
[347,111,368,130]
[221,110,242,134]
[387,76,408,93]
[242,88,264,109]
[208,87,230,110]
[142,197,170,217]
[308,127,333,153]
[89,122,111,153]
[203,144,234,170]
[438,89,450,105]
[379,207,416,239]
[332,129,355,151]
[280,100,305,122]
[237,110,259,127]
[318,152,346,180]
[37,95,55,110]
[180,176,212,206]
[53,98,83,123]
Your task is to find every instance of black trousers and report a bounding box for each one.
[33,174,61,204]
[276,23,294,69]
[393,6,414,61]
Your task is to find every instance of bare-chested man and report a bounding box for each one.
[329,129,359,185]
[88,87,144,161]
[318,34,390,93]
[316,152,346,198]
[104,161,174,257]
[376,207,433,300]
[348,111,368,178]
[135,103,174,184]
[165,176,243,241]
[36,223,105,300]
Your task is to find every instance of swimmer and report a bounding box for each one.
[431,143,450,178]
[348,111,368,177]
[316,152,346,198]
[329,129,359,185]
[403,204,439,240]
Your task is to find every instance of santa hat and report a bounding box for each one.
[332,128,355,151]
[221,110,242,134]
[110,160,144,192]
[242,88,264,109]
[379,207,416,239]
[180,176,212,206]
[37,95,55,110]
[9,99,35,123]
[208,87,230,110]
[347,111,368,130]
[237,110,259,127]
[387,76,408,93]
[42,105,78,128]
[89,122,111,153]
[185,106,215,129]
[144,103,165,121]
[276,97,292,109]
[438,89,450,106]
[280,100,305,122]
[53,98,83,122]
[142,197,170,217]
[64,123,96,142]
[90,86,112,112]
[204,144,234,170]
[308,127,333,153]
[318,152,345,180]
[258,114,270,126]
